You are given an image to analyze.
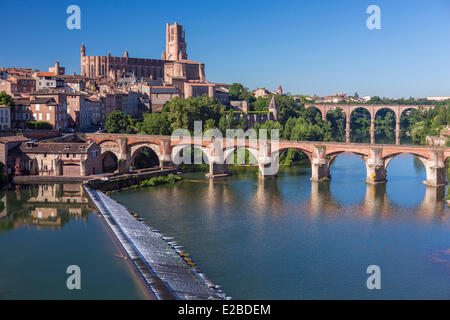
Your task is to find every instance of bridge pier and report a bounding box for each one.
[206,162,230,179]
[117,137,131,173]
[395,121,401,145]
[370,120,375,144]
[422,151,447,187]
[345,115,351,143]
[311,145,330,182]
[258,162,277,179]
[365,147,387,184]
[160,141,174,169]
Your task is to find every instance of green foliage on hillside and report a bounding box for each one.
[229,83,256,103]
[408,102,450,144]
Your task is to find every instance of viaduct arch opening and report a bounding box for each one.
[350,108,371,143]
[374,108,396,144]
[325,108,346,142]
[399,108,420,144]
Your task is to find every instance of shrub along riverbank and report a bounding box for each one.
[105,174,181,194]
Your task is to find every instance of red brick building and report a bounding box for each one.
[30,91,69,130]
[0,76,36,96]
[17,140,102,176]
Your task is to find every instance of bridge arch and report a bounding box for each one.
[130,145,161,170]
[374,107,397,144]
[328,150,367,167]
[224,146,260,165]
[399,107,420,143]
[383,151,430,169]
[350,107,372,143]
[102,151,118,173]
[171,144,212,165]
[98,140,120,160]
[129,143,161,162]
[325,107,347,142]
[276,146,313,165]
[305,105,326,121]
[373,105,397,118]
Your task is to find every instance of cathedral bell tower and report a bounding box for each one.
[164,22,187,61]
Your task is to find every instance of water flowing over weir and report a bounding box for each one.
[83,186,226,300]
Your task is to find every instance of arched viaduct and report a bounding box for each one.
[82,133,450,187]
[304,104,433,145]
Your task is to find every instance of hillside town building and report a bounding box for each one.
[17,140,102,177]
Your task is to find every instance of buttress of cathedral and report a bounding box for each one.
[80,22,208,97]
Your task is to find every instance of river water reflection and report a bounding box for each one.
[112,154,449,299]
[0,183,146,299]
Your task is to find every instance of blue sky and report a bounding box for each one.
[2,0,450,97]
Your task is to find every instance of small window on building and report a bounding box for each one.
[66,153,70,158]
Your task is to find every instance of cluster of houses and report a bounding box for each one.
[0,64,178,131]
[304,93,372,104]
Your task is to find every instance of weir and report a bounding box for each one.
[83,186,226,300]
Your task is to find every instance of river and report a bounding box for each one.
[0,183,148,299]
[111,153,450,299]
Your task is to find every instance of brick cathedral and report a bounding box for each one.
[80,22,206,91]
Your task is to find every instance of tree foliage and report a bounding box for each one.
[26,121,52,130]
[105,111,135,134]
[137,112,170,135]
[228,83,256,103]
[162,96,227,132]
[0,91,13,106]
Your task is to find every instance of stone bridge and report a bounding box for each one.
[304,104,433,144]
[82,133,450,187]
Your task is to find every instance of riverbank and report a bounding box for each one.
[104,174,182,195]
[84,185,227,300]
[85,168,177,191]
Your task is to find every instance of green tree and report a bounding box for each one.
[162,96,226,132]
[138,113,170,135]
[0,91,13,106]
[228,83,256,103]
[105,111,135,134]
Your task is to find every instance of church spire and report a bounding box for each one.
[124,49,129,58]
[161,50,166,60]
[81,43,85,57]
[277,85,283,95]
